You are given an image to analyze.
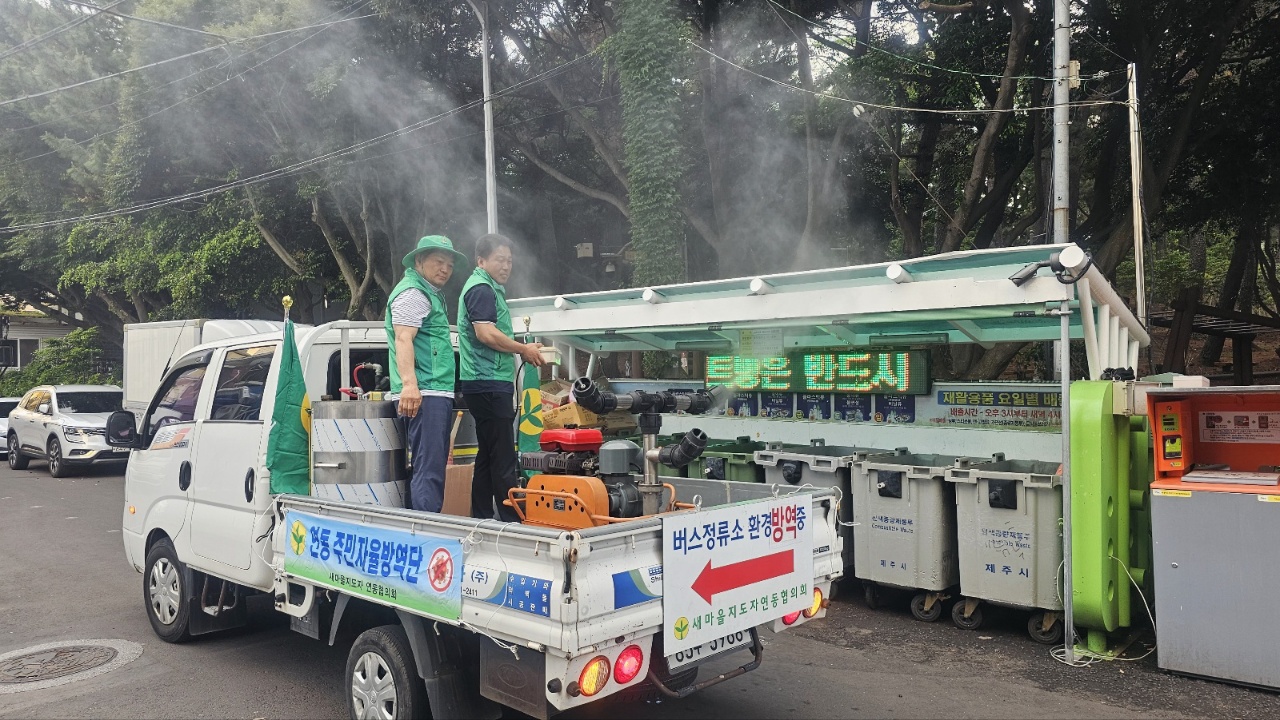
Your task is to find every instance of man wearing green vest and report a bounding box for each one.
[457,234,545,521]
[386,235,467,513]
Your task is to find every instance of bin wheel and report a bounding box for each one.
[1027,612,1064,645]
[909,593,943,622]
[863,584,879,610]
[951,599,983,630]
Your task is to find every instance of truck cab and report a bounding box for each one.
[121,322,391,591]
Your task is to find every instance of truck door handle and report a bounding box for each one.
[179,461,192,491]
[244,469,255,503]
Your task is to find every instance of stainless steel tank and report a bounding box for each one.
[310,400,407,487]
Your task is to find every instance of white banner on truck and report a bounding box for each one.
[661,495,813,654]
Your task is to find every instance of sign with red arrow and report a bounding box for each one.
[691,550,794,604]
[662,495,814,655]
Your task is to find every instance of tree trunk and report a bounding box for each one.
[1200,215,1258,364]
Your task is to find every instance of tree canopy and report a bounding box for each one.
[1,0,1277,376]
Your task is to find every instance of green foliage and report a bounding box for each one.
[0,329,118,397]
[613,0,687,286]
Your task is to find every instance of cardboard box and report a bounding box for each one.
[597,410,638,434]
[543,402,598,430]
[540,379,574,412]
[441,464,474,516]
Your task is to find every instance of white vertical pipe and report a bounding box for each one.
[1109,314,1122,370]
[1098,304,1111,371]
[1078,278,1100,379]
[340,324,351,399]
[1059,300,1075,662]
[1129,339,1140,372]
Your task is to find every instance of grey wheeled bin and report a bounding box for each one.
[946,457,1064,644]
[851,454,996,622]
[755,440,903,571]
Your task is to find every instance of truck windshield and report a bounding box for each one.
[0,401,17,417]
[57,392,123,414]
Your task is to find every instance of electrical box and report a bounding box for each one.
[1147,385,1280,689]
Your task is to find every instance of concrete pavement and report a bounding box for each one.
[0,461,1270,719]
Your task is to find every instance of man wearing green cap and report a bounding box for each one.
[386,235,467,513]
[457,233,545,521]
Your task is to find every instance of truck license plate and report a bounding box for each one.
[665,629,752,672]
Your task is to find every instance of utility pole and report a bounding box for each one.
[466,0,498,234]
[1051,0,1076,664]
[1127,63,1147,324]
[1051,0,1070,248]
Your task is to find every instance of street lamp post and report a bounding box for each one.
[465,0,498,234]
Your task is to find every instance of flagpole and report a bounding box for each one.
[282,295,293,322]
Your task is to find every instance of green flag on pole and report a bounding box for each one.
[266,318,311,495]
[517,362,543,482]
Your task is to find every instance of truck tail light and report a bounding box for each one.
[614,645,644,684]
[578,655,611,696]
[803,587,824,618]
[782,610,802,626]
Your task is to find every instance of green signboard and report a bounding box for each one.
[705,350,930,395]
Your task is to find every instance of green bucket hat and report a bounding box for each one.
[402,235,468,270]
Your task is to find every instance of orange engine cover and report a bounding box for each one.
[518,475,612,530]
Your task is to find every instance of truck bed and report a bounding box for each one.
[273,478,844,660]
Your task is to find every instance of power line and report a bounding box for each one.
[0,49,599,233]
[764,0,1105,83]
[0,0,128,62]
[56,0,230,41]
[1,1,374,138]
[694,42,1126,116]
[0,7,377,110]
[1,1,375,171]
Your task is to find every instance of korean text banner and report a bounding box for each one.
[662,495,814,655]
[284,510,462,620]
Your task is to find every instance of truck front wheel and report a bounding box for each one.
[347,625,427,720]
[144,538,192,643]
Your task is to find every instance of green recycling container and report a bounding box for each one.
[687,436,770,483]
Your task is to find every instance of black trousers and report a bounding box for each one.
[465,392,521,522]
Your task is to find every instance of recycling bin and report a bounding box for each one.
[946,457,1064,643]
[755,440,902,570]
[851,453,993,621]
[687,436,771,483]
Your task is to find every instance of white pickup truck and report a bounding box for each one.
[108,320,843,720]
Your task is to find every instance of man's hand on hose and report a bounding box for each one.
[399,385,422,417]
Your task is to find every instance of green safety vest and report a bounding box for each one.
[457,267,514,383]
[385,269,455,394]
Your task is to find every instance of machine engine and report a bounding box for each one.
[513,427,704,530]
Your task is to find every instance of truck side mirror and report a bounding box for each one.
[106,411,140,449]
[37,403,50,415]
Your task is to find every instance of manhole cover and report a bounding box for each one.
[0,640,141,694]
[0,645,118,683]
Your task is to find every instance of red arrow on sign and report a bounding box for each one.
[690,549,794,604]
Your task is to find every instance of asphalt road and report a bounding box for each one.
[0,461,1272,719]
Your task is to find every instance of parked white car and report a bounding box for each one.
[0,397,20,458]
[6,384,127,476]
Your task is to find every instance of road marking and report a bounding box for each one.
[29,505,42,509]
[65,516,78,520]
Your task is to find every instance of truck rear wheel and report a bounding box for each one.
[347,625,427,720]
[144,538,192,643]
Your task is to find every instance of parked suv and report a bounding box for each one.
[7,385,127,476]
[0,397,20,459]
